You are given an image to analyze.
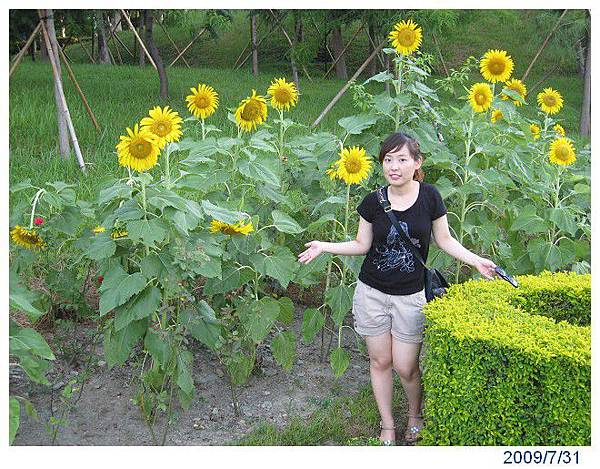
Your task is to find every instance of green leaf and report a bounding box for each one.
[272,210,304,234]
[511,206,548,234]
[277,297,295,325]
[99,265,146,315]
[307,213,337,232]
[548,207,578,236]
[9,274,45,322]
[227,352,254,386]
[98,183,133,205]
[126,219,167,248]
[238,152,281,187]
[239,297,279,343]
[144,329,172,366]
[301,308,325,343]
[9,397,19,445]
[326,285,353,327]
[103,319,147,368]
[10,178,33,193]
[372,92,395,115]
[114,286,161,331]
[176,350,195,397]
[180,303,221,350]
[49,205,81,236]
[338,113,378,135]
[201,200,248,225]
[527,238,563,272]
[9,326,55,360]
[202,265,254,295]
[271,331,296,371]
[147,190,203,221]
[251,246,298,289]
[363,70,393,84]
[330,347,350,378]
[86,232,117,261]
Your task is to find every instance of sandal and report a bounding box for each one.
[404,414,423,443]
[379,421,396,446]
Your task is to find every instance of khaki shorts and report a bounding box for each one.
[352,279,427,343]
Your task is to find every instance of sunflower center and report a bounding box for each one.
[398,29,416,47]
[558,146,570,160]
[194,95,210,109]
[222,225,239,235]
[130,138,153,159]
[344,157,362,174]
[489,59,506,75]
[274,87,292,104]
[153,121,171,137]
[543,95,557,107]
[475,92,486,105]
[241,100,261,121]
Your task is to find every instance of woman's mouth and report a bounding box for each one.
[390,174,401,180]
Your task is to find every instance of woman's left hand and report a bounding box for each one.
[473,257,497,280]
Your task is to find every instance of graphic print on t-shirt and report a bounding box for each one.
[372,220,419,273]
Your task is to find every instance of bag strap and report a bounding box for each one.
[376,186,428,269]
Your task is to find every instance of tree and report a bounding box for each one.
[144,10,168,99]
[96,10,111,64]
[579,10,590,137]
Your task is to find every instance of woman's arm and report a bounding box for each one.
[431,215,497,279]
[298,216,373,264]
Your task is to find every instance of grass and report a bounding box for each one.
[235,378,407,445]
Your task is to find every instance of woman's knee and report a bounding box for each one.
[393,361,420,381]
[370,353,393,371]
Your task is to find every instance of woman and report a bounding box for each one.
[297,132,497,444]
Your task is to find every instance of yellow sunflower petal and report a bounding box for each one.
[537,87,564,114]
[501,78,527,106]
[480,49,514,83]
[468,83,493,113]
[332,146,372,185]
[186,84,219,120]
[10,225,46,250]
[267,78,299,111]
[388,19,422,56]
[549,137,576,166]
[235,90,268,133]
[116,123,161,172]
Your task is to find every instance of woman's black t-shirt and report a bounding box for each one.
[356,182,447,295]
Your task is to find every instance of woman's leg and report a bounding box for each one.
[365,333,395,441]
[391,339,423,439]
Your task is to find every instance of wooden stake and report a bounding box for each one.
[312,39,386,128]
[120,8,157,70]
[365,27,385,68]
[39,13,87,173]
[323,24,364,78]
[236,20,280,70]
[233,42,250,68]
[9,21,42,78]
[432,32,450,78]
[522,9,569,81]
[58,46,101,133]
[79,39,96,63]
[168,28,206,67]
[157,19,191,68]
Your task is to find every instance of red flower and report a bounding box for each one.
[34,217,44,226]
[97,275,104,285]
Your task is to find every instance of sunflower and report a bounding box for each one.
[388,19,422,56]
[553,124,566,136]
[140,106,183,149]
[480,49,514,83]
[185,84,219,119]
[267,78,299,111]
[116,124,161,172]
[209,219,254,236]
[549,138,576,166]
[529,123,541,140]
[235,90,268,132]
[537,87,564,114]
[329,146,372,185]
[468,83,493,113]
[10,225,45,250]
[501,78,527,106]
[92,225,106,234]
[110,229,129,239]
[491,109,504,123]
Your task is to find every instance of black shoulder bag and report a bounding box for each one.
[376,186,449,302]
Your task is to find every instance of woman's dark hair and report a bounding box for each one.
[378,132,425,182]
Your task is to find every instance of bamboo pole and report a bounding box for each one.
[79,39,96,63]
[111,29,134,58]
[156,19,191,68]
[168,28,206,67]
[365,27,385,68]
[236,20,280,70]
[432,32,450,78]
[522,9,569,81]
[323,24,364,79]
[39,15,87,173]
[120,8,157,70]
[268,10,312,81]
[233,42,250,68]
[9,21,42,78]
[57,46,101,133]
[312,39,386,128]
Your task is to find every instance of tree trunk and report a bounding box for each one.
[251,14,258,76]
[367,21,377,77]
[145,10,168,99]
[42,8,71,159]
[113,10,122,32]
[97,11,111,64]
[138,10,146,66]
[31,38,37,62]
[580,29,590,137]
[330,25,347,80]
[39,35,49,61]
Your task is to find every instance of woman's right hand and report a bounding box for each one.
[298,240,325,264]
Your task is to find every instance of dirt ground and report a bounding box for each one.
[10,304,381,446]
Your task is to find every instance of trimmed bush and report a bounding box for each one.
[421,271,590,446]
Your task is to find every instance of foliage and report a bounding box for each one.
[421,271,591,445]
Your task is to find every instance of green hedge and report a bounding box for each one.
[421,271,591,446]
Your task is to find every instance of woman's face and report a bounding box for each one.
[382,144,422,187]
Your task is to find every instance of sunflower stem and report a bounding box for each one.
[394,55,404,131]
[141,181,149,256]
[201,118,206,140]
[29,189,46,229]
[164,145,172,190]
